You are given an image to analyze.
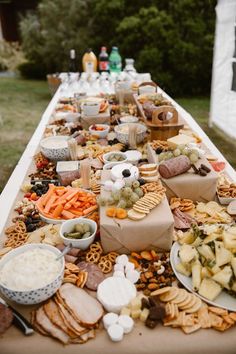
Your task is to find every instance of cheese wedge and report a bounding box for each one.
[167,134,195,148]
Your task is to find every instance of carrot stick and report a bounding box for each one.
[56,189,67,196]
[52,204,64,218]
[61,210,76,219]
[67,208,83,216]
[53,187,73,203]
[66,190,78,201]
[83,205,98,215]
[64,196,78,209]
[51,199,67,208]
[41,184,56,207]
[44,195,57,214]
[72,201,81,208]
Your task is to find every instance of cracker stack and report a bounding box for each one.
[151,287,236,333]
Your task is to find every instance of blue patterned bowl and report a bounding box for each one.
[40,136,70,161]
[0,244,64,305]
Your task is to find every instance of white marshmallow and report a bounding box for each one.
[118,315,134,334]
[113,271,125,278]
[103,313,119,330]
[114,263,124,272]
[116,254,129,266]
[126,270,140,284]
[107,323,124,342]
[104,180,114,191]
[125,262,135,273]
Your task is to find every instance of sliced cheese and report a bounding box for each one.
[97,277,137,313]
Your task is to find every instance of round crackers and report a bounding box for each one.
[127,209,146,221]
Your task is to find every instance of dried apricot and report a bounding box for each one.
[116,208,127,219]
[106,207,117,217]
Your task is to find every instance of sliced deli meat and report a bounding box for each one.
[0,303,13,334]
[44,299,78,338]
[35,307,70,344]
[173,208,195,229]
[77,261,105,290]
[59,283,104,327]
[54,296,88,335]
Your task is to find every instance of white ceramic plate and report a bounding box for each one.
[170,241,236,311]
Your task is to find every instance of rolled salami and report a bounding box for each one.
[159,155,191,179]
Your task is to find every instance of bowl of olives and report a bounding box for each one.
[60,218,97,249]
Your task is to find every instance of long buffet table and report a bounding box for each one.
[1,85,236,354]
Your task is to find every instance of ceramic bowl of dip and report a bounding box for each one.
[40,136,70,161]
[82,101,101,116]
[0,243,64,305]
[114,123,147,145]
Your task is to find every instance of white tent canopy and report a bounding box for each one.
[210,0,236,139]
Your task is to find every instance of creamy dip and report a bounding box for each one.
[0,248,62,291]
[42,137,68,149]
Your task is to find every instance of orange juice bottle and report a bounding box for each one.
[82,48,97,73]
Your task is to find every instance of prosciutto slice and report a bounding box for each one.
[173,208,196,229]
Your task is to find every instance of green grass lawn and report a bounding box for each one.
[177,97,236,169]
[0,77,51,192]
[0,78,235,192]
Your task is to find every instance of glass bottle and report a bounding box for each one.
[109,46,122,73]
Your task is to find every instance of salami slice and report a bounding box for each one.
[0,303,13,334]
[77,262,105,291]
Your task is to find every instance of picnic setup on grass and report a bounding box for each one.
[1,55,236,354]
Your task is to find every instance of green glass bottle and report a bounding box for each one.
[109,46,122,73]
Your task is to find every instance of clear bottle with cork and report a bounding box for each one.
[82,48,97,73]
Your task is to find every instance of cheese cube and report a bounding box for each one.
[131,309,142,319]
[130,297,141,311]
[140,308,150,322]
[120,307,131,316]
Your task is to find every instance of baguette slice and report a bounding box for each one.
[139,163,157,172]
[142,175,159,183]
[140,169,158,177]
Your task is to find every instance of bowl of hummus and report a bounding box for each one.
[0,244,65,305]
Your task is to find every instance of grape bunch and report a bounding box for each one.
[98,180,144,209]
[158,145,199,164]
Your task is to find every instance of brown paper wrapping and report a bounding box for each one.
[160,158,218,202]
[1,300,236,354]
[100,171,174,253]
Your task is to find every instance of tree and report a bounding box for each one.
[19,0,217,96]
